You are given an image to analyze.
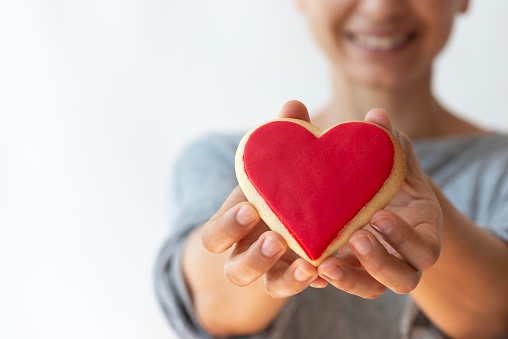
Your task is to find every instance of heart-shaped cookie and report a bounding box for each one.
[235,118,405,266]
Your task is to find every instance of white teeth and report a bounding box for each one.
[352,34,409,51]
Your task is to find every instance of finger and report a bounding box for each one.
[336,247,363,268]
[201,201,260,254]
[364,108,408,160]
[310,277,329,289]
[264,258,319,298]
[210,185,249,218]
[370,210,441,271]
[364,108,404,157]
[348,230,423,294]
[365,108,429,182]
[364,108,409,169]
[318,256,387,299]
[278,100,311,123]
[224,231,287,287]
[364,108,392,131]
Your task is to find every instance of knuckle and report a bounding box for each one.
[264,271,300,299]
[415,242,440,271]
[391,228,410,248]
[224,267,250,287]
[200,224,219,253]
[368,256,388,274]
[395,284,411,295]
[224,248,267,287]
[201,236,226,254]
[264,282,283,299]
[344,280,361,296]
[416,252,437,271]
[395,276,420,295]
[201,215,239,254]
[366,286,386,299]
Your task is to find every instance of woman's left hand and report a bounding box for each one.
[317,109,443,298]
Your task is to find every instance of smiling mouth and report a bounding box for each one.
[347,32,416,52]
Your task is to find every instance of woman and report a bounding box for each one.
[155,1,508,338]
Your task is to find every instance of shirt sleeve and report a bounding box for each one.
[476,145,508,243]
[154,134,240,338]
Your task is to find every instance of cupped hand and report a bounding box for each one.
[318,108,443,298]
[201,100,328,299]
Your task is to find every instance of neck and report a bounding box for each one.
[314,69,482,139]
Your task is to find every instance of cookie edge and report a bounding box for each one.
[235,118,406,266]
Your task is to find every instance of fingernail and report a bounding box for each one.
[261,236,283,257]
[322,266,343,281]
[349,235,371,255]
[371,216,394,236]
[236,205,257,226]
[294,266,312,282]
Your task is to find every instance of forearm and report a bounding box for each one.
[411,180,508,338]
[181,226,287,337]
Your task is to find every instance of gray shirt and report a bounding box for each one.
[155,132,508,339]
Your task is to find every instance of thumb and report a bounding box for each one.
[278,100,311,123]
[364,108,393,132]
[365,108,425,180]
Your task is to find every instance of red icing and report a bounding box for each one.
[243,121,394,260]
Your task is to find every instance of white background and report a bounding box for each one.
[1,1,507,338]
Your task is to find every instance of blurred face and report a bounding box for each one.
[297,0,468,88]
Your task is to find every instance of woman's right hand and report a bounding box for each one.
[181,101,325,336]
[201,185,327,298]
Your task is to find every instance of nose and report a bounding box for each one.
[357,0,405,23]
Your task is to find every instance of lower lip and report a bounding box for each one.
[346,34,415,55]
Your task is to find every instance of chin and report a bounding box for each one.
[342,59,431,90]
[349,70,406,90]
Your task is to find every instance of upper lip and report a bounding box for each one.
[346,29,415,37]
[345,29,417,48]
